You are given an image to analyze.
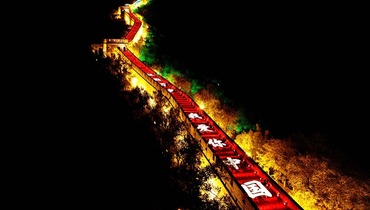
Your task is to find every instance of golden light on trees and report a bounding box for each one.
[235,131,254,157]
[161,104,171,115]
[131,77,138,87]
[198,102,205,110]
[148,97,156,108]
[200,177,221,200]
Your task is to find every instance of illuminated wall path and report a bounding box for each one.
[92,3,304,210]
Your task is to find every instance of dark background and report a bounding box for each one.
[25,0,366,208]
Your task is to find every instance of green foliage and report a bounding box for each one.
[236,109,255,133]
[131,0,153,14]
[139,47,156,65]
[190,79,203,95]
[139,31,158,65]
[158,64,182,82]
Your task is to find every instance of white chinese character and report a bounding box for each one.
[147,73,154,76]
[153,78,161,81]
[167,88,174,92]
[208,139,226,148]
[160,82,166,87]
[197,124,213,132]
[223,157,240,170]
[188,113,202,119]
[241,180,272,198]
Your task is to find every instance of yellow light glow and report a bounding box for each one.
[148,97,156,108]
[199,102,205,110]
[200,176,229,205]
[131,77,138,87]
[162,104,171,115]
[199,155,210,168]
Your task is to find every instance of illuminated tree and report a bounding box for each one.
[138,87,239,209]
[193,86,239,137]
[219,105,238,137]
[235,110,255,133]
[173,74,192,94]
[234,130,254,156]
[253,132,370,210]
[138,30,158,65]
[251,126,264,160]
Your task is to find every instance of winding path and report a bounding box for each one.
[97,4,304,210]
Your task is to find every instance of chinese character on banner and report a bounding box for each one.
[241,180,272,198]
[223,157,240,169]
[167,88,174,92]
[197,124,213,132]
[160,82,166,87]
[188,113,202,119]
[208,138,226,148]
[153,78,161,81]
